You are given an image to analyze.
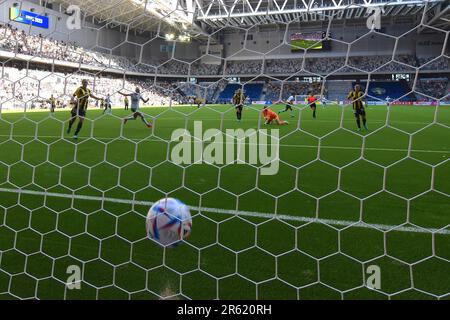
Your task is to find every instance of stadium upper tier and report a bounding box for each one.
[1,23,448,78]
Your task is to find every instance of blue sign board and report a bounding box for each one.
[10,7,49,29]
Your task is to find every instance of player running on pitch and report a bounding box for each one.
[233,89,246,122]
[119,87,152,128]
[385,96,392,107]
[347,84,368,131]
[102,94,112,114]
[279,94,295,118]
[67,79,103,139]
[307,92,317,119]
[194,97,204,108]
[262,106,289,125]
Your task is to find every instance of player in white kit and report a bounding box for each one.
[279,95,295,118]
[119,88,152,128]
[102,94,112,114]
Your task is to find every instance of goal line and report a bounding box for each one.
[0,187,448,235]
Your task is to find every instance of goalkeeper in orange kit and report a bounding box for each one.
[262,106,289,125]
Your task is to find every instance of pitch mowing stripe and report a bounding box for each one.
[0,187,449,235]
[1,134,449,154]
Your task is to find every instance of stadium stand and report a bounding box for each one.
[265,81,322,101]
[242,83,264,101]
[1,21,449,81]
[0,66,185,109]
[355,81,414,101]
[327,81,353,101]
[1,21,449,106]
[416,78,449,100]
[217,83,241,103]
[177,82,220,103]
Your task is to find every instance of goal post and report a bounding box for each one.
[295,95,308,105]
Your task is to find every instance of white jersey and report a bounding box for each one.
[130,93,141,110]
[287,96,295,104]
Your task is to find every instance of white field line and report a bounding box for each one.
[1,134,449,154]
[0,187,449,235]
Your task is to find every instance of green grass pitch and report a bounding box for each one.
[0,103,449,300]
[291,39,323,50]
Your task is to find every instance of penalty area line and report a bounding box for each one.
[0,187,449,235]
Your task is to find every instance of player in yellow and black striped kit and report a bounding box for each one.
[233,89,246,122]
[48,95,57,114]
[347,84,368,131]
[67,79,103,139]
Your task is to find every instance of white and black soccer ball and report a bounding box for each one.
[146,198,192,247]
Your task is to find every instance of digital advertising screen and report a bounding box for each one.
[291,31,328,51]
[10,7,49,29]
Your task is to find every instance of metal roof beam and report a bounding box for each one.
[196,0,443,20]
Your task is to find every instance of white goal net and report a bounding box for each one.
[0,0,449,300]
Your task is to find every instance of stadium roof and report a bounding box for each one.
[195,0,448,29]
[52,0,208,36]
[53,0,449,35]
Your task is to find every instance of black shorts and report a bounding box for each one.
[235,105,243,112]
[354,108,366,117]
[285,104,293,111]
[310,103,316,109]
[71,107,86,118]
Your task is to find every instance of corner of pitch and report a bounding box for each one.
[170,121,280,175]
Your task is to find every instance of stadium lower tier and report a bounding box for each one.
[0,65,448,110]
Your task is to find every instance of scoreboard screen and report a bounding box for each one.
[291,32,329,51]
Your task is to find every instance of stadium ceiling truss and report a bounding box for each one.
[194,0,448,28]
[422,0,450,30]
[51,0,449,35]
[51,0,209,36]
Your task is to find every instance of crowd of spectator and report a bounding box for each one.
[224,55,449,75]
[264,55,438,75]
[0,65,232,110]
[224,60,265,75]
[417,56,449,71]
[265,81,323,101]
[178,82,222,102]
[0,66,186,110]
[0,23,139,70]
[0,64,447,109]
[416,78,449,100]
[0,21,449,107]
[1,22,448,77]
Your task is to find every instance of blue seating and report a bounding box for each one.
[218,84,241,103]
[354,81,413,101]
[242,83,264,101]
[218,83,264,103]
